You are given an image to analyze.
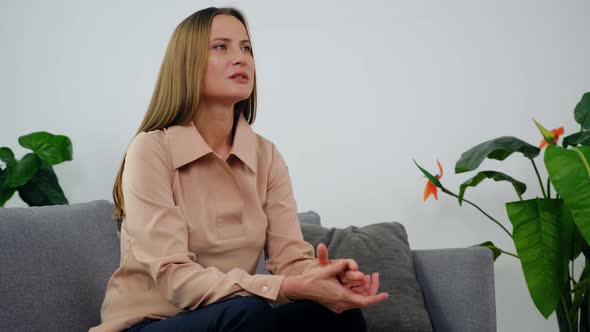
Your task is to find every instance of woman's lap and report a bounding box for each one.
[273,299,366,332]
[126,296,366,332]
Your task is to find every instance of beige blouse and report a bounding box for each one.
[89,114,316,332]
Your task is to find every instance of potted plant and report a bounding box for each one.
[414,92,590,331]
[0,131,73,207]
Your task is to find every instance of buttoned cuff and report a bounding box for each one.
[244,274,287,303]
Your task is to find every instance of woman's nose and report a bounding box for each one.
[232,58,246,66]
[231,49,248,66]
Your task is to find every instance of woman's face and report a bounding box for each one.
[201,15,255,104]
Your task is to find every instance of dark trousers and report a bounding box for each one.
[126,296,367,332]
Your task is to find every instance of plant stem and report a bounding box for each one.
[581,292,589,332]
[561,281,578,332]
[531,159,547,198]
[441,187,513,238]
[582,258,590,332]
[561,294,575,332]
[558,296,573,332]
[499,249,519,259]
[548,177,552,199]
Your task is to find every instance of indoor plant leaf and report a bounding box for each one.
[558,202,575,283]
[413,159,442,188]
[17,161,68,206]
[575,92,590,130]
[0,147,16,167]
[0,168,16,207]
[506,198,566,318]
[477,241,502,261]
[545,145,590,246]
[458,170,527,205]
[533,119,556,143]
[455,136,540,173]
[571,225,584,260]
[18,132,73,166]
[563,131,590,148]
[6,153,40,187]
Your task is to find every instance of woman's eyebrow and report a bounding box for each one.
[209,37,251,43]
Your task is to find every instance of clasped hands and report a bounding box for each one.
[315,243,384,297]
[281,242,389,313]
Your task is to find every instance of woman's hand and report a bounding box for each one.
[280,243,389,313]
[316,243,379,295]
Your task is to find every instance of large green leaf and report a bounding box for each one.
[0,168,16,207]
[558,202,575,278]
[0,147,16,167]
[575,92,590,130]
[545,145,590,246]
[455,137,540,173]
[6,153,40,187]
[506,198,569,318]
[458,171,527,205]
[18,132,73,166]
[17,161,68,206]
[563,131,590,148]
[571,225,584,260]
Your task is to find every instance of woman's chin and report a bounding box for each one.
[227,92,253,103]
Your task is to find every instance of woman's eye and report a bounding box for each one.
[212,44,251,52]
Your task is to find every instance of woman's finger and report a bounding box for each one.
[342,279,365,288]
[317,243,330,266]
[320,259,348,278]
[332,258,359,271]
[369,272,380,296]
[346,270,365,281]
[349,290,389,307]
[343,259,359,271]
[350,286,370,295]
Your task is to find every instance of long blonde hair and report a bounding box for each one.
[113,7,257,220]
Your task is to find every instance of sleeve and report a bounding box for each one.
[263,143,317,278]
[122,133,290,310]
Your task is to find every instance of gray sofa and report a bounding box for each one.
[0,200,496,331]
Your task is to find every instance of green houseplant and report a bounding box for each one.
[414,92,590,331]
[0,131,73,207]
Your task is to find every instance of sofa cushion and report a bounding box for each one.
[0,200,119,332]
[301,222,433,332]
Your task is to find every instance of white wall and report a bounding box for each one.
[2,0,589,330]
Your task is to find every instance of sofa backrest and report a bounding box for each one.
[0,200,320,331]
[0,200,119,332]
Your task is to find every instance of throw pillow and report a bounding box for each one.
[301,222,433,332]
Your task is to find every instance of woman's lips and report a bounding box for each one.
[229,76,249,83]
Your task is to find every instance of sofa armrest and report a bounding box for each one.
[412,247,496,332]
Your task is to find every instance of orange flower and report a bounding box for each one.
[539,127,564,149]
[424,159,443,201]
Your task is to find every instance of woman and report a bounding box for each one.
[90,7,388,332]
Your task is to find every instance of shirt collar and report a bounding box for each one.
[166,113,258,173]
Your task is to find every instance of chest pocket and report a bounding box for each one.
[214,201,246,239]
[212,165,247,240]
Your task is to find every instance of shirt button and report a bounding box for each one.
[261,286,269,292]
